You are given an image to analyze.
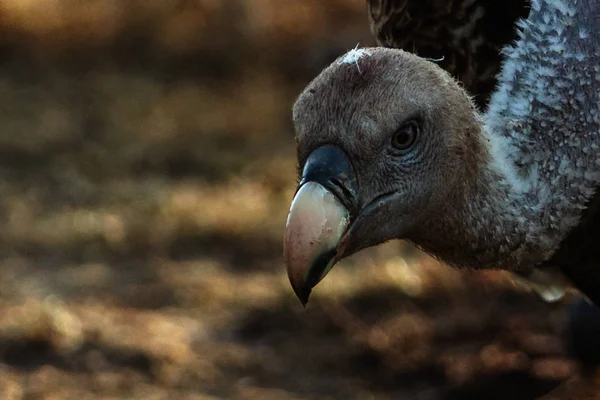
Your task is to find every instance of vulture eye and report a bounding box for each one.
[391,121,419,151]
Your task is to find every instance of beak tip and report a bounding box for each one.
[291,283,311,307]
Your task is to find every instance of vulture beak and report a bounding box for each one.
[284,145,358,305]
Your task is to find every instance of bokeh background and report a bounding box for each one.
[0,1,586,399]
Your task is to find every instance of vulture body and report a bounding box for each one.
[284,0,600,308]
[367,0,529,108]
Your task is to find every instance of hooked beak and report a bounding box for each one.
[283,145,358,305]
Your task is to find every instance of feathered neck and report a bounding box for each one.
[416,0,600,272]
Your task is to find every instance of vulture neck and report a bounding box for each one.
[417,0,600,273]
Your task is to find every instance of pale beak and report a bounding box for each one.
[283,145,358,305]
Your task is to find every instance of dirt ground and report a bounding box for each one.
[0,1,596,399]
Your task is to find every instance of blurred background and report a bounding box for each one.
[0,1,584,399]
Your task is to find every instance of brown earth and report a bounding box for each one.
[0,1,597,399]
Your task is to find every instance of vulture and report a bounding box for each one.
[284,0,600,312]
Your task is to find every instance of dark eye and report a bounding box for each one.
[391,120,419,151]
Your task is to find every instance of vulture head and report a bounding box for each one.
[285,47,488,304]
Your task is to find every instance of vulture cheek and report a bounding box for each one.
[339,191,413,257]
